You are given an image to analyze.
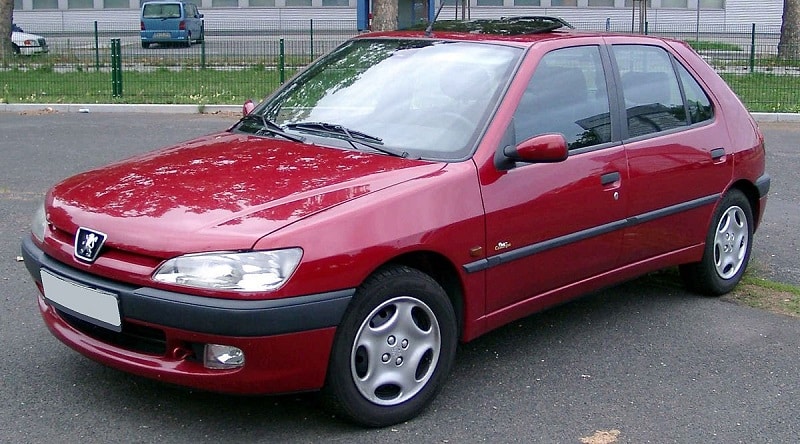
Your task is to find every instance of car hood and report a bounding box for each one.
[47,132,442,257]
[12,31,43,44]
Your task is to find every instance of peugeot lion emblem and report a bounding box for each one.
[74,227,108,263]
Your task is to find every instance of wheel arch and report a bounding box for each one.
[728,179,762,232]
[379,251,466,339]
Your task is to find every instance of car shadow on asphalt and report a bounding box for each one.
[53,270,708,434]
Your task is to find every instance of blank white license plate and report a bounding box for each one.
[41,269,122,332]
[154,33,171,38]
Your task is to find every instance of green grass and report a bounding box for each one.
[722,72,800,113]
[727,274,800,317]
[0,65,297,105]
[688,40,742,52]
[2,58,800,112]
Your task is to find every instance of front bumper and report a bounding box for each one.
[22,236,354,394]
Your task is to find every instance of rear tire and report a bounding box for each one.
[324,265,457,427]
[680,189,753,296]
[141,42,150,49]
[12,43,20,54]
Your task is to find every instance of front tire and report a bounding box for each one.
[325,265,457,427]
[680,189,753,295]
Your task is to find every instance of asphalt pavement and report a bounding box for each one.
[0,112,798,443]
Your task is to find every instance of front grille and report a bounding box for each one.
[56,308,167,356]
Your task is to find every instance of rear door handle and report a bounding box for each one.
[711,147,726,161]
[601,171,621,186]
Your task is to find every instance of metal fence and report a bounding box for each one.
[2,19,799,112]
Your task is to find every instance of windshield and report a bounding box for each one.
[250,38,522,160]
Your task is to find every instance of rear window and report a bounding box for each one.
[143,3,182,18]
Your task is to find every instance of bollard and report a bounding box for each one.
[111,39,123,98]
[279,38,285,85]
[750,23,756,73]
[310,19,315,61]
[94,21,100,72]
[201,39,206,69]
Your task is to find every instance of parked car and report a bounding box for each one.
[11,24,48,55]
[22,17,769,427]
[140,0,204,48]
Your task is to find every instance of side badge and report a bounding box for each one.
[74,227,108,263]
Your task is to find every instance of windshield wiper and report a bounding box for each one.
[237,114,306,143]
[286,122,412,158]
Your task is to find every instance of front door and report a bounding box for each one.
[478,44,628,318]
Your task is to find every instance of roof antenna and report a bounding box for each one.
[425,0,448,37]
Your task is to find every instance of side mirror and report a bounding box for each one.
[242,99,255,116]
[496,133,568,170]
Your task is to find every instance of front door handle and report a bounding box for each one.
[601,171,621,186]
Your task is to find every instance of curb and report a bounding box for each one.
[749,112,800,123]
[1,103,799,123]
[0,103,241,114]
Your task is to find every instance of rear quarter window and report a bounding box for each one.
[676,62,714,124]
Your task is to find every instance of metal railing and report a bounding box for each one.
[2,19,799,112]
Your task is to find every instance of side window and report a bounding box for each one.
[613,45,686,138]
[677,62,713,124]
[513,46,612,150]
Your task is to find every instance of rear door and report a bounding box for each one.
[607,40,733,264]
[477,41,628,318]
[142,2,182,34]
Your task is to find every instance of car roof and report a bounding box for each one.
[358,29,611,48]
[356,17,679,48]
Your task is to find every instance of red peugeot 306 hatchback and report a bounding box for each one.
[22,17,769,427]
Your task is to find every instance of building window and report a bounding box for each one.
[588,0,614,6]
[68,0,94,8]
[32,0,59,8]
[551,0,577,5]
[212,0,237,6]
[285,0,312,5]
[322,0,349,5]
[14,0,23,8]
[104,0,129,8]
[661,0,687,7]
[476,0,504,5]
[624,0,652,6]
[514,0,540,4]
[249,0,276,5]
[700,0,724,8]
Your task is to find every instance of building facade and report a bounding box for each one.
[13,0,785,31]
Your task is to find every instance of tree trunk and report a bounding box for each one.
[0,0,14,60]
[372,0,398,32]
[779,0,800,59]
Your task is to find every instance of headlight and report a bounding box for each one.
[31,202,47,243]
[153,249,303,292]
